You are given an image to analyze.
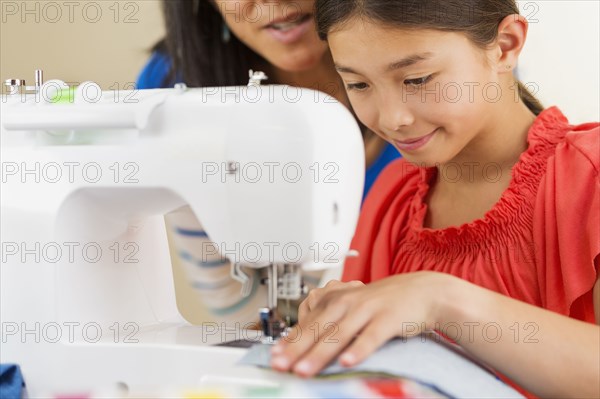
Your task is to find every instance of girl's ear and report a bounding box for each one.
[495,14,529,73]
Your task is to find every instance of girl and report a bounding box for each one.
[136,0,401,326]
[270,1,600,397]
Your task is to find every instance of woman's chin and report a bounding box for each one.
[269,48,328,73]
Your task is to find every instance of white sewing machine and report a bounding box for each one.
[0,71,364,397]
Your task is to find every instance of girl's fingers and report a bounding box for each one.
[271,298,353,372]
[337,317,399,368]
[274,276,436,374]
[272,282,369,370]
[346,280,366,288]
[298,280,364,322]
[275,289,343,356]
[297,299,310,323]
[289,308,374,377]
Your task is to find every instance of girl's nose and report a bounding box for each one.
[378,94,415,134]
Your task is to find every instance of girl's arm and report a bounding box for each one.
[272,269,600,399]
[437,271,599,398]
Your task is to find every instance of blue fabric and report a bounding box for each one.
[0,364,25,399]
[136,53,402,197]
[363,142,401,200]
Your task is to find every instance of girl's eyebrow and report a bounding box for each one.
[387,52,433,71]
[335,65,361,74]
[335,52,433,75]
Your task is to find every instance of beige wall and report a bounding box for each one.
[2,1,598,118]
[516,1,599,124]
[1,0,165,89]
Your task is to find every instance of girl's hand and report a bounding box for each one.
[297,279,365,322]
[271,271,453,377]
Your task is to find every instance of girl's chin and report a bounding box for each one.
[400,153,438,169]
[402,155,451,169]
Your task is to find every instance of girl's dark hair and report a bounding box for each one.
[157,0,269,87]
[315,0,543,115]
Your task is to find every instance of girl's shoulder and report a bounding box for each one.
[518,108,599,207]
[530,106,599,171]
[531,110,599,321]
[562,119,600,173]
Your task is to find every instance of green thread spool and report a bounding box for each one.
[50,87,75,104]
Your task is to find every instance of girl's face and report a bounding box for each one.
[328,18,503,166]
[214,0,328,72]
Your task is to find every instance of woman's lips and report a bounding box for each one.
[393,129,438,151]
[265,14,313,44]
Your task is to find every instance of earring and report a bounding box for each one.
[506,65,512,70]
[222,22,231,44]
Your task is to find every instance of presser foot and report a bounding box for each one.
[259,307,288,344]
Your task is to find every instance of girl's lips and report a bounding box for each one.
[264,14,313,44]
[393,129,438,151]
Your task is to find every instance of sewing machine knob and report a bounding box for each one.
[226,161,239,175]
[4,79,25,95]
[4,70,44,96]
[174,83,188,93]
[248,70,268,86]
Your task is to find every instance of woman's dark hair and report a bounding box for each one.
[157,0,270,87]
[315,0,543,115]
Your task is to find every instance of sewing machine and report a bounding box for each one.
[0,71,364,396]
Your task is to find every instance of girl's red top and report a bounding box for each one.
[344,107,599,324]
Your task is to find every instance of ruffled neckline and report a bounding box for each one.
[409,106,571,248]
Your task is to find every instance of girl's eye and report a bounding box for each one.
[404,75,433,87]
[346,82,369,92]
